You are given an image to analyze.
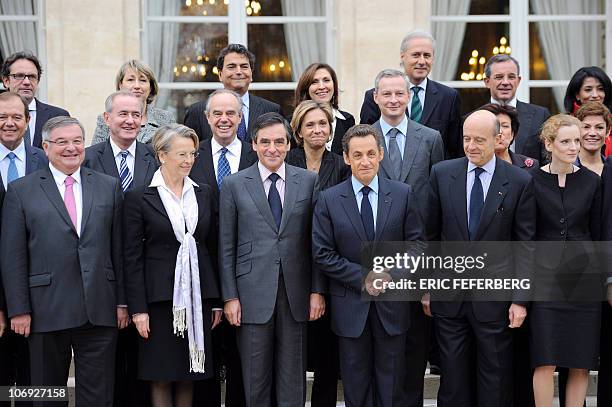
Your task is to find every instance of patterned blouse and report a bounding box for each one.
[91,106,176,145]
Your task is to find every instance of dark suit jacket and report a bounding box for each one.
[82,140,158,189]
[0,144,48,311]
[312,177,424,338]
[601,157,612,281]
[122,184,220,314]
[514,100,550,163]
[219,163,324,323]
[509,151,539,170]
[0,167,123,332]
[426,157,536,321]
[285,147,350,193]
[360,79,462,159]
[184,94,281,141]
[329,110,355,155]
[32,99,70,148]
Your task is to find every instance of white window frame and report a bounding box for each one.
[430,0,612,103]
[141,0,335,93]
[0,0,46,97]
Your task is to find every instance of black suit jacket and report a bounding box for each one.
[312,177,424,337]
[0,144,48,311]
[426,157,536,321]
[123,184,220,314]
[514,100,550,163]
[184,94,281,141]
[285,147,350,193]
[329,110,355,155]
[32,99,70,148]
[82,140,158,189]
[0,167,123,332]
[359,79,462,159]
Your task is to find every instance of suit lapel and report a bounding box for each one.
[39,168,77,234]
[143,187,170,219]
[133,142,153,188]
[475,160,508,240]
[451,159,469,240]
[238,141,255,170]
[374,178,392,241]
[375,121,395,179]
[399,120,423,182]
[317,150,334,189]
[516,101,534,151]
[25,143,35,174]
[244,164,278,232]
[279,165,299,234]
[194,186,207,222]
[420,80,439,125]
[199,140,219,193]
[340,178,368,241]
[80,168,94,235]
[99,141,120,178]
[33,100,48,147]
[247,96,263,134]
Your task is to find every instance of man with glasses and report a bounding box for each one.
[1,51,70,148]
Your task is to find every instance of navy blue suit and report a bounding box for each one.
[32,99,70,148]
[313,176,424,407]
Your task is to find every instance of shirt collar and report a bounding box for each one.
[351,175,379,196]
[409,77,427,93]
[467,155,496,175]
[0,139,26,161]
[49,162,81,186]
[241,92,250,110]
[109,137,137,158]
[380,115,409,137]
[211,135,241,156]
[491,97,517,108]
[28,99,36,112]
[258,161,285,183]
[333,109,346,121]
[149,168,198,191]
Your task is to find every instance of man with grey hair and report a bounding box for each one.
[483,54,550,163]
[1,116,125,406]
[360,30,462,159]
[371,67,444,407]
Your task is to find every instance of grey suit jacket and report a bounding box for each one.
[0,166,124,333]
[373,119,444,220]
[219,163,324,324]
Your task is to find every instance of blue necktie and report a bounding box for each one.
[7,152,19,184]
[237,117,248,142]
[411,86,423,123]
[468,167,485,240]
[268,173,282,229]
[119,151,133,192]
[360,186,375,241]
[217,147,231,188]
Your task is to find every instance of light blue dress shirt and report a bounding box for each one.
[0,140,26,189]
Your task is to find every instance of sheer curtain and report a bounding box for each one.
[431,0,471,81]
[0,0,38,58]
[147,0,181,109]
[280,0,325,80]
[531,0,602,111]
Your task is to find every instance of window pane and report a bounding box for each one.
[468,0,509,15]
[247,23,325,82]
[250,90,294,117]
[147,0,228,16]
[433,0,508,16]
[529,0,603,15]
[0,0,39,63]
[246,0,324,17]
[456,88,490,116]
[530,87,565,115]
[148,22,228,84]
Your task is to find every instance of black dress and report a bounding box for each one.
[529,167,602,369]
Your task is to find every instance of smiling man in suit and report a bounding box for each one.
[313,124,424,407]
[360,30,462,159]
[0,91,48,406]
[0,116,126,407]
[484,54,550,163]
[184,44,281,142]
[424,110,536,407]
[1,51,70,148]
[219,112,325,407]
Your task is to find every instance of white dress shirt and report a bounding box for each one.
[380,115,409,159]
[490,96,517,108]
[241,92,250,128]
[49,163,83,236]
[0,140,26,189]
[258,161,286,207]
[211,136,242,175]
[109,138,136,176]
[27,99,37,145]
[466,156,496,224]
[407,77,427,117]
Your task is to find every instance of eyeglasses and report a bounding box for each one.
[46,138,84,147]
[174,151,199,160]
[8,73,39,82]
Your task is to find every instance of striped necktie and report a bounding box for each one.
[411,86,423,123]
[119,150,133,191]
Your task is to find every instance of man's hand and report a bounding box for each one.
[224,299,241,327]
[11,313,31,337]
[117,307,130,329]
[133,313,150,339]
[309,293,325,321]
[607,284,612,308]
[508,304,527,328]
[365,270,391,296]
[212,310,223,329]
[421,293,432,317]
[0,310,6,337]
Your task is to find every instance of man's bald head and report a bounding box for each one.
[463,110,501,166]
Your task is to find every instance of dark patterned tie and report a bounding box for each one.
[387,128,402,180]
[468,167,485,240]
[411,86,423,123]
[217,147,231,188]
[268,173,282,229]
[237,117,248,142]
[360,186,375,241]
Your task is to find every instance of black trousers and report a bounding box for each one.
[598,303,612,405]
[0,329,31,407]
[29,324,117,407]
[403,301,431,407]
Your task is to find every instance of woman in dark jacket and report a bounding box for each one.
[124,124,221,407]
[294,63,355,155]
